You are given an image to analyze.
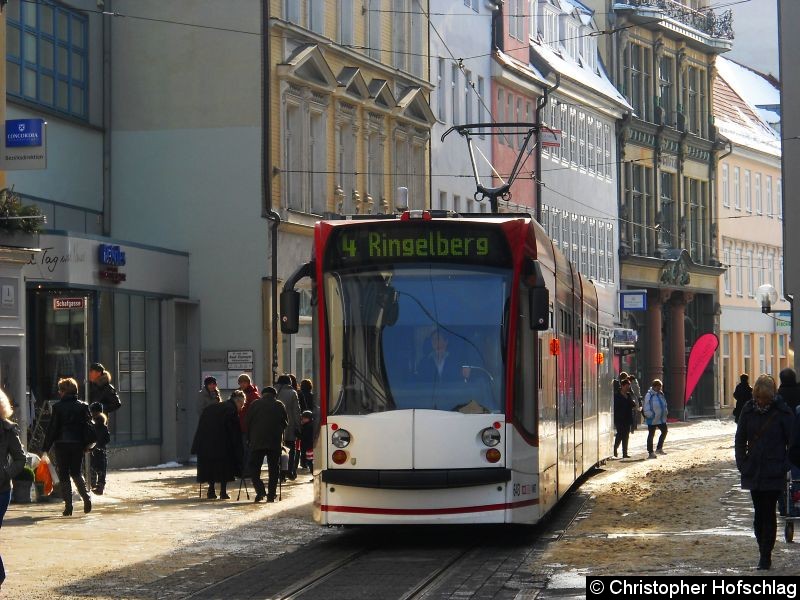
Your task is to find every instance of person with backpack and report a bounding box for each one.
[89,402,111,495]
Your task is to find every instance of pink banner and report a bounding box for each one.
[684,333,719,406]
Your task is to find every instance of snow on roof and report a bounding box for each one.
[716,57,780,110]
[531,40,631,110]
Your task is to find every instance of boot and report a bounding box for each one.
[62,501,73,517]
[76,480,92,514]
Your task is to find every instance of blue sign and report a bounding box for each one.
[5,119,44,148]
[98,244,126,267]
[620,290,647,311]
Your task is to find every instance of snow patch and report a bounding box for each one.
[547,568,590,589]
[120,461,184,471]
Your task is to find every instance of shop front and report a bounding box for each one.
[23,232,195,468]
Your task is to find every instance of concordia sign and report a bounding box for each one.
[0,119,47,170]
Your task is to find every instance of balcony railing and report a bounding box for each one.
[619,0,734,40]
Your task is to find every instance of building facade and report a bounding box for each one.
[714,57,787,412]
[582,0,733,415]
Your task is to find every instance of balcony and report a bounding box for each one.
[614,0,734,52]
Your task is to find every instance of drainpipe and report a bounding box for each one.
[262,1,280,384]
[535,74,560,223]
[102,0,112,236]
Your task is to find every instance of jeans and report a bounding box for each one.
[249,447,281,500]
[54,442,90,506]
[90,448,107,491]
[0,488,10,584]
[751,489,781,557]
[646,423,668,453]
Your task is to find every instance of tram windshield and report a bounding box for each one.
[325,265,510,416]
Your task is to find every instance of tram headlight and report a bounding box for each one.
[481,427,501,447]
[331,429,352,448]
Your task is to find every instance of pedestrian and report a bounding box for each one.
[300,410,314,475]
[733,373,753,423]
[299,378,315,414]
[276,374,302,480]
[41,378,93,516]
[198,376,221,416]
[613,377,634,458]
[777,368,800,414]
[245,387,287,503]
[237,373,261,435]
[88,362,122,415]
[0,389,25,592]
[629,375,642,433]
[735,374,794,570]
[643,379,669,459]
[88,402,111,495]
[191,387,243,500]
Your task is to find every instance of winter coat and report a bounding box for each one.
[197,387,222,416]
[244,396,288,451]
[92,415,111,449]
[778,383,800,414]
[238,384,261,433]
[276,383,302,442]
[735,399,794,491]
[191,399,243,483]
[629,379,642,401]
[43,394,92,451]
[299,389,315,413]
[732,382,753,422]
[613,391,635,429]
[89,372,121,413]
[643,388,668,426]
[0,420,24,493]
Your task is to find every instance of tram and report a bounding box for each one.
[280,209,613,524]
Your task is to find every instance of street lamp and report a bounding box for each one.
[756,283,779,314]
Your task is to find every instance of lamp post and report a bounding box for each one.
[756,283,780,314]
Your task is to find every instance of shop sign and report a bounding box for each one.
[227,349,254,371]
[776,311,791,333]
[98,244,127,284]
[1,119,46,170]
[53,297,86,310]
[620,290,647,311]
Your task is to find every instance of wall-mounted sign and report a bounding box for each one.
[540,127,562,147]
[1,119,46,170]
[6,119,43,147]
[620,290,647,311]
[99,244,127,266]
[53,297,86,310]
[227,349,254,371]
[776,311,791,333]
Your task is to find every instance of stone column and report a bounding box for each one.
[668,291,693,416]
[645,289,666,387]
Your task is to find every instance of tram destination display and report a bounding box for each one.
[325,223,512,269]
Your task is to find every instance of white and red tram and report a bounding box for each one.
[280,211,614,524]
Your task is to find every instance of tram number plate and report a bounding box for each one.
[512,483,536,497]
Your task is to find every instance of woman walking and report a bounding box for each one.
[1,389,24,591]
[735,374,794,570]
[643,379,669,459]
[191,389,243,500]
[42,378,93,516]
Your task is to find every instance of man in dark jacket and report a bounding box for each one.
[778,368,800,414]
[88,363,122,414]
[245,387,288,503]
[733,373,752,423]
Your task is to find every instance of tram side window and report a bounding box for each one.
[515,287,537,436]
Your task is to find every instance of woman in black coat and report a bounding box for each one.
[42,378,93,516]
[191,393,243,500]
[1,390,24,590]
[778,368,800,414]
[735,374,794,570]
[733,373,752,423]
[613,378,635,458]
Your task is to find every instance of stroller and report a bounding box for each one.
[781,465,800,542]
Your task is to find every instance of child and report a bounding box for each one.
[89,402,111,495]
[300,410,313,475]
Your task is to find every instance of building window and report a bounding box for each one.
[366,113,386,212]
[393,0,422,76]
[453,194,461,213]
[658,55,674,126]
[6,0,88,119]
[452,63,460,125]
[743,334,752,380]
[336,105,357,214]
[684,65,707,136]
[733,166,741,210]
[759,336,766,376]
[756,250,764,287]
[310,0,325,34]
[366,0,382,60]
[465,70,473,124]
[569,107,578,164]
[735,248,743,296]
[509,0,523,41]
[628,163,653,256]
[723,247,731,295]
[625,42,651,122]
[606,224,614,282]
[437,58,446,121]
[477,76,486,127]
[754,173,762,214]
[777,178,782,219]
[283,87,329,215]
[766,175,773,218]
[746,250,754,297]
[744,170,751,212]
[529,0,538,39]
[721,164,729,207]
[394,126,427,210]
[285,0,302,24]
[339,0,354,45]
